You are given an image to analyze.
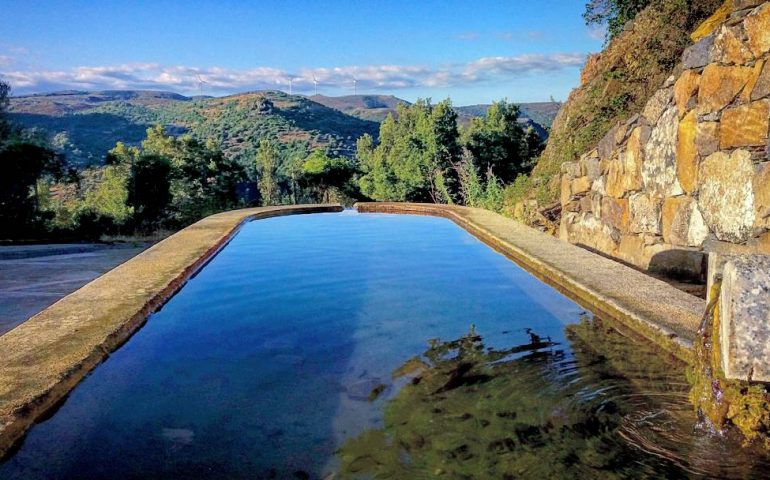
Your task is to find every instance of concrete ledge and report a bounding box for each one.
[720,255,770,382]
[356,202,705,362]
[0,204,342,458]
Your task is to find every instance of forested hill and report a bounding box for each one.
[310,94,560,132]
[9,90,380,166]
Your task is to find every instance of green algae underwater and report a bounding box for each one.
[336,317,770,479]
[687,282,770,449]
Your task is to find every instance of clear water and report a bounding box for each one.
[2,212,769,479]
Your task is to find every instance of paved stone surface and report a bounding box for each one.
[356,203,704,359]
[720,255,770,382]
[0,204,342,457]
[0,244,150,336]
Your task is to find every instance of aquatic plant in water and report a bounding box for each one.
[687,282,770,447]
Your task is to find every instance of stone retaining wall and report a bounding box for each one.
[560,0,770,279]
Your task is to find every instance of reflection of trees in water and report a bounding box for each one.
[336,317,757,479]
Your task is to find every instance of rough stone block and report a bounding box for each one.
[561,161,580,178]
[698,149,756,243]
[745,2,770,57]
[571,176,592,196]
[698,64,753,113]
[629,193,662,235]
[601,196,629,232]
[712,24,753,65]
[753,162,770,228]
[643,107,684,197]
[750,60,770,100]
[662,195,709,247]
[582,156,602,181]
[642,87,673,125]
[719,99,770,148]
[743,59,766,102]
[597,125,619,161]
[674,70,701,117]
[695,121,720,157]
[683,34,715,67]
[677,110,699,194]
[720,254,770,382]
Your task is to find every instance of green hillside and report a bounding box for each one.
[310,94,559,133]
[9,90,379,167]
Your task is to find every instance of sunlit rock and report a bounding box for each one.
[629,193,662,235]
[719,99,770,148]
[697,150,755,242]
[745,2,770,57]
[677,110,699,194]
[643,107,684,198]
[662,196,709,247]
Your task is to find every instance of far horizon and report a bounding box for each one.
[8,88,562,107]
[0,0,601,104]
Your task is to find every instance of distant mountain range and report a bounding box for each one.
[9,90,559,167]
[310,94,560,136]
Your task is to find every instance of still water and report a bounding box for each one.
[2,212,769,479]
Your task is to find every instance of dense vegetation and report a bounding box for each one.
[356,99,543,208]
[507,0,723,223]
[0,81,371,240]
[9,91,379,167]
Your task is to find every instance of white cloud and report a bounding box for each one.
[2,54,587,95]
[455,32,480,41]
[0,55,14,67]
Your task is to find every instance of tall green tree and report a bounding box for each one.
[256,139,280,206]
[0,142,61,238]
[463,101,534,184]
[128,154,171,227]
[301,149,357,203]
[357,99,461,203]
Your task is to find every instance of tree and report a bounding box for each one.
[128,154,171,227]
[463,101,532,184]
[0,142,61,238]
[357,99,461,203]
[256,139,279,206]
[584,0,651,41]
[0,80,10,142]
[301,149,356,202]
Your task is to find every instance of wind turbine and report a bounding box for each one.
[196,74,209,97]
[312,74,318,96]
[288,77,294,95]
[353,77,357,95]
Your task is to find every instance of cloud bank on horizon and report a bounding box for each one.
[1,53,587,97]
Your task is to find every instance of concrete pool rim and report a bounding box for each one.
[0,202,703,458]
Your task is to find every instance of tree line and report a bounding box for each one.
[1,78,543,241]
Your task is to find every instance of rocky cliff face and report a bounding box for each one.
[559,1,770,279]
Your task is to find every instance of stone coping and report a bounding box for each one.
[356,202,704,362]
[0,204,343,458]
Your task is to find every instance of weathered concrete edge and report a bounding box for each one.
[356,202,696,363]
[0,204,343,458]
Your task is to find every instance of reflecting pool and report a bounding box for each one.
[2,212,769,479]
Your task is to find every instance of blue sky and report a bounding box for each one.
[0,0,604,104]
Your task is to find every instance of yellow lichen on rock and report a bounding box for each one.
[745,2,770,57]
[691,0,733,42]
[719,99,770,149]
[677,110,699,194]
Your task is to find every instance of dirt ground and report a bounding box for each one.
[0,243,151,336]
